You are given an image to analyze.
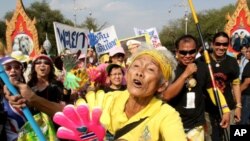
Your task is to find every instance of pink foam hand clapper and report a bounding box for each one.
[86,66,101,87]
[53,104,105,141]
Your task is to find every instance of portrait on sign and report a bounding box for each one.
[119,34,151,57]
[231,29,250,52]
[12,33,34,55]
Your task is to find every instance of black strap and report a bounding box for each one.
[114,117,148,140]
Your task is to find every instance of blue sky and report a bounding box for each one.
[0,0,237,38]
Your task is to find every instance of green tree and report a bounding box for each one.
[0,21,6,44]
[80,16,107,32]
[26,1,73,56]
[160,4,235,50]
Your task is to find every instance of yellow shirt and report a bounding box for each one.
[100,90,187,141]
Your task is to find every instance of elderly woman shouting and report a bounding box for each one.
[4,45,187,141]
[96,47,187,140]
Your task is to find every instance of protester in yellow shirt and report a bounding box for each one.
[4,45,187,141]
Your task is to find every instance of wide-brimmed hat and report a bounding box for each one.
[10,51,29,63]
[126,40,141,49]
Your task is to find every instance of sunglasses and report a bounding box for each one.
[34,60,51,65]
[4,65,22,71]
[178,49,197,56]
[214,42,229,47]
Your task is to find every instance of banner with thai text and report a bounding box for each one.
[134,27,161,48]
[53,22,88,55]
[93,26,118,56]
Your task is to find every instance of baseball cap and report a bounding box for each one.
[109,46,125,57]
[10,51,29,63]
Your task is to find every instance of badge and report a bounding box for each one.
[215,63,220,67]
[185,92,196,109]
[186,77,197,91]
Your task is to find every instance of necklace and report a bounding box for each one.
[211,54,226,67]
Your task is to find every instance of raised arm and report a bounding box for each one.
[162,63,197,101]
[4,82,64,117]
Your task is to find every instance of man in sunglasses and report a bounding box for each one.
[161,34,230,141]
[204,31,241,141]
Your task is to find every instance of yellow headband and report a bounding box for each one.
[131,50,172,80]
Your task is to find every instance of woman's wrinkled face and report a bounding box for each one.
[126,55,162,98]
[34,59,51,77]
[4,61,23,81]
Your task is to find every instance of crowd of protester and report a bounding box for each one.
[0,31,249,141]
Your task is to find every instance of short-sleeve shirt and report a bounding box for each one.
[210,55,239,109]
[30,81,69,115]
[168,61,208,130]
[101,90,187,141]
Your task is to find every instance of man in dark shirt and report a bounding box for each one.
[198,32,241,141]
[162,35,230,141]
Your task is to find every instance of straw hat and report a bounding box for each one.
[10,51,29,63]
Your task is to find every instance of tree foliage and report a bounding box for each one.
[25,2,74,55]
[160,4,236,51]
[80,16,107,32]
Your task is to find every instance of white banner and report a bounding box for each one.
[134,27,161,48]
[53,22,88,55]
[93,26,118,55]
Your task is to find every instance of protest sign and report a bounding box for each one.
[53,22,88,55]
[92,26,119,56]
[134,27,161,48]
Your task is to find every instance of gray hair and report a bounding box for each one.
[131,42,177,83]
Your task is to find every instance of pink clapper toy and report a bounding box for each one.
[53,104,105,141]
